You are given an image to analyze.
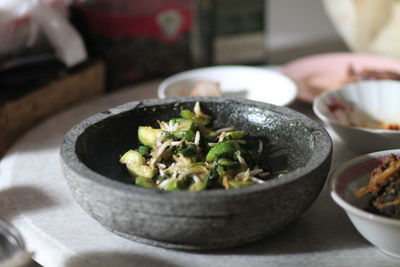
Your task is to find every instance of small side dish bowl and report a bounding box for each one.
[330,149,400,258]
[313,80,400,153]
[60,97,332,250]
[158,66,298,106]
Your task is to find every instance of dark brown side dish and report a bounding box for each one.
[356,155,400,219]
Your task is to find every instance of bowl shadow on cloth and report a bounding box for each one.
[201,185,370,256]
[0,186,58,222]
[64,251,178,267]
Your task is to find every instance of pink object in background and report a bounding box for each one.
[282,52,400,103]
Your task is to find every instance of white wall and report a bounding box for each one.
[268,0,348,64]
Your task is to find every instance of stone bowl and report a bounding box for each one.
[59,97,332,250]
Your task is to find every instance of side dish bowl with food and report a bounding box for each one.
[157,65,298,106]
[313,80,400,153]
[60,97,332,250]
[330,149,400,258]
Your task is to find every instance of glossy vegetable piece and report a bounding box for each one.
[135,176,157,189]
[180,109,194,120]
[119,150,146,165]
[138,126,163,147]
[161,178,180,191]
[127,162,155,179]
[180,109,210,126]
[225,131,244,139]
[138,145,151,158]
[174,118,194,131]
[189,175,208,191]
[206,141,239,162]
[178,144,197,156]
[173,130,195,141]
[217,158,241,170]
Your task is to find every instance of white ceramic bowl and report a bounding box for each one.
[158,66,298,106]
[330,149,400,258]
[313,80,400,153]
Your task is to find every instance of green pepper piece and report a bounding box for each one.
[192,116,210,126]
[198,125,217,139]
[135,176,157,189]
[225,131,245,140]
[206,141,239,162]
[173,130,195,141]
[180,109,194,120]
[218,158,235,166]
[217,158,241,170]
[178,144,197,156]
[189,162,206,168]
[138,145,151,158]
[180,109,210,126]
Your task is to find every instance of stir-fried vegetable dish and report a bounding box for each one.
[119,102,271,191]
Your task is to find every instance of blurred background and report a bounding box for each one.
[1,0,395,155]
[0,0,349,157]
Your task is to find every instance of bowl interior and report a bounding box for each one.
[158,66,298,106]
[314,80,400,131]
[75,99,318,186]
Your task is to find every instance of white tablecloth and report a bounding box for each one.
[0,79,399,267]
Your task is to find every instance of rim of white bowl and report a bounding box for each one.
[330,149,400,226]
[313,80,400,134]
[157,65,298,107]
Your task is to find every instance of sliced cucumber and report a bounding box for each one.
[172,118,194,131]
[135,176,157,189]
[138,126,163,147]
[160,178,180,191]
[229,180,253,188]
[127,162,155,178]
[189,175,208,191]
[119,150,145,165]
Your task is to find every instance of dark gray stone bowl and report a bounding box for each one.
[60,97,332,250]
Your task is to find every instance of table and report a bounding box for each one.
[0,79,399,267]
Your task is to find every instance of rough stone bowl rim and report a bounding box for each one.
[60,97,332,199]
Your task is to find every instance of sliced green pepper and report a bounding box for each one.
[173,130,195,141]
[180,109,210,126]
[180,109,194,120]
[206,141,239,162]
[138,145,151,158]
[177,144,197,157]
